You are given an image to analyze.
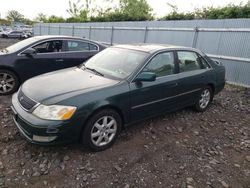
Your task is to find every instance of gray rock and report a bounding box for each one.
[186,177,194,185]
[220,180,229,188]
[114,165,122,172]
[82,175,87,182]
[43,180,48,186]
[177,127,183,133]
[32,171,41,177]
[54,159,60,166]
[124,184,130,188]
[246,156,250,162]
[63,155,70,161]
[60,163,65,170]
[0,161,3,169]
[209,159,220,165]
[2,149,8,155]
[194,131,199,136]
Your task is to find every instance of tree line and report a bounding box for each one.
[1,0,250,25]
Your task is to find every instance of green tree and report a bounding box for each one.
[119,0,153,21]
[6,10,24,22]
[0,18,11,25]
[66,0,84,17]
[47,15,65,23]
[35,13,48,23]
[160,1,250,20]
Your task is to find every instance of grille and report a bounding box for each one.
[18,90,38,111]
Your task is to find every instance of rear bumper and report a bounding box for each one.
[11,93,83,145]
[215,81,226,95]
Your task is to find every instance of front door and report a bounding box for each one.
[15,40,67,81]
[129,51,179,122]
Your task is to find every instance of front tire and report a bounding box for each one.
[0,70,19,95]
[82,109,122,152]
[194,86,213,112]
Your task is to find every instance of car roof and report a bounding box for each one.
[112,44,204,54]
[31,35,101,43]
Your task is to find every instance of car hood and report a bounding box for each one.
[21,67,120,104]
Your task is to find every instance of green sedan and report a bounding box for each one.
[11,44,225,151]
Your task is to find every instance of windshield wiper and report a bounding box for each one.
[82,64,104,77]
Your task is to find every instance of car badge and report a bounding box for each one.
[20,96,24,102]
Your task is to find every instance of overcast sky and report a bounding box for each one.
[0,0,248,19]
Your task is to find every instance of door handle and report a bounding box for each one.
[170,83,178,87]
[55,59,64,62]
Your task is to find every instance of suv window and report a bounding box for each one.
[177,51,201,72]
[33,40,63,53]
[66,40,98,51]
[143,52,175,77]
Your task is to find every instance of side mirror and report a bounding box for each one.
[134,72,156,82]
[22,48,36,56]
[213,60,222,65]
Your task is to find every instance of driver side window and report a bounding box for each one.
[143,52,175,77]
[33,40,63,53]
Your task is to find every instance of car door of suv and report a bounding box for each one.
[175,50,210,107]
[15,40,67,80]
[63,40,99,67]
[129,51,179,122]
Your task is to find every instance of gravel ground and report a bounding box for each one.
[0,38,250,188]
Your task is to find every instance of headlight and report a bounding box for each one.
[33,104,77,121]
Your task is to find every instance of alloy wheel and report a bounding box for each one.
[91,116,117,147]
[0,73,15,94]
[199,89,211,109]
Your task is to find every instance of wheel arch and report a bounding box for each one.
[207,83,215,96]
[79,104,126,141]
[0,66,21,83]
[85,104,125,127]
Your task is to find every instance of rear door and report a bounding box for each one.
[175,50,210,106]
[130,51,179,122]
[63,40,99,67]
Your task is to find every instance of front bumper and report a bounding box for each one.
[11,93,83,145]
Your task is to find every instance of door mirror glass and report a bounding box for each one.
[22,48,36,56]
[134,72,156,82]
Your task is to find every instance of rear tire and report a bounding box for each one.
[0,70,19,95]
[82,109,122,152]
[194,86,213,112]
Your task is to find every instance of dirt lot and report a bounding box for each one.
[0,38,250,188]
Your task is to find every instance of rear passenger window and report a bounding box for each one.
[67,40,98,52]
[143,52,175,77]
[177,51,201,72]
[89,43,98,51]
[198,55,210,69]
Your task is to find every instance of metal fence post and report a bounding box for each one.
[144,26,148,43]
[110,26,114,45]
[72,25,75,36]
[192,26,199,48]
[58,25,61,35]
[39,24,42,36]
[89,26,92,39]
[48,25,50,35]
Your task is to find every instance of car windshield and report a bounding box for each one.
[4,37,39,53]
[84,47,148,79]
